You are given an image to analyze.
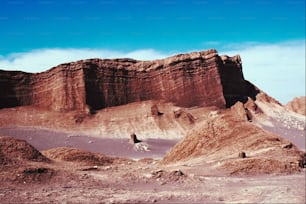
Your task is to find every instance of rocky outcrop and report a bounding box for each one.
[129,133,142,144]
[218,55,260,107]
[286,96,306,116]
[0,49,260,112]
[161,111,304,175]
[230,97,263,122]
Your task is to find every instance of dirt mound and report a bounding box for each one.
[286,96,306,116]
[0,136,49,166]
[42,147,115,166]
[162,109,304,175]
[151,169,186,184]
[222,158,301,176]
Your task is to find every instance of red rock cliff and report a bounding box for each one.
[0,49,259,111]
[0,64,85,111]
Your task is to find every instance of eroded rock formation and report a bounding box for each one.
[286,96,306,116]
[161,111,304,175]
[0,65,85,111]
[0,49,260,111]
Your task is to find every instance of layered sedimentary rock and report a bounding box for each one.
[0,49,260,112]
[0,65,85,111]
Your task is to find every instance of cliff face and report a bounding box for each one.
[218,55,260,107]
[0,49,259,112]
[0,71,32,108]
[0,65,85,111]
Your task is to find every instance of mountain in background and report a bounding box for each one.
[286,96,306,116]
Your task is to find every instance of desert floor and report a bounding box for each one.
[0,127,305,203]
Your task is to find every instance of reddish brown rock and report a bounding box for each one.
[161,111,304,175]
[230,101,248,121]
[256,92,281,105]
[129,133,142,144]
[286,96,306,116]
[0,65,85,112]
[238,152,246,158]
[218,54,260,107]
[173,109,196,124]
[230,98,260,122]
[0,49,261,112]
[151,104,163,116]
[244,97,262,114]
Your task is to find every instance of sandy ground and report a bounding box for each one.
[0,127,305,203]
[261,118,305,151]
[1,174,305,203]
[0,127,178,159]
[0,101,305,203]
[255,100,306,151]
[1,156,305,203]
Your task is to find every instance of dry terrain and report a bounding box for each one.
[0,51,305,203]
[0,98,305,203]
[286,96,306,116]
[0,135,305,204]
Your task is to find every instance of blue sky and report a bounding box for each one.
[0,0,305,103]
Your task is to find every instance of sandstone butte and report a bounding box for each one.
[0,49,262,112]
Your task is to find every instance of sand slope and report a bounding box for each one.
[162,110,304,175]
[0,136,49,166]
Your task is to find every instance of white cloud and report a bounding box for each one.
[0,48,169,73]
[219,40,305,104]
